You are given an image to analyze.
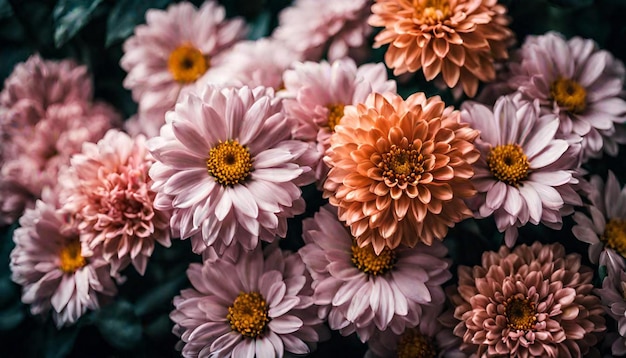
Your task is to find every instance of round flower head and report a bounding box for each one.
[10,189,117,328]
[369,0,513,97]
[595,259,626,356]
[283,58,396,185]
[461,94,582,247]
[323,91,479,254]
[170,243,329,357]
[272,0,372,61]
[121,1,246,119]
[147,85,313,254]
[60,129,171,276]
[299,204,452,342]
[505,32,626,160]
[445,242,606,357]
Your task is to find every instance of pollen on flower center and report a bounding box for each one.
[326,104,345,131]
[487,144,530,187]
[227,291,270,338]
[168,43,209,84]
[396,328,438,358]
[601,219,626,258]
[207,140,253,186]
[550,77,587,113]
[414,0,451,24]
[504,296,537,331]
[351,241,396,275]
[380,144,425,186]
[59,239,86,273]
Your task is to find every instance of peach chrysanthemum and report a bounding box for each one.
[323,92,479,254]
[369,0,514,97]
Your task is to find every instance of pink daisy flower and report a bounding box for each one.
[9,189,117,328]
[299,204,452,342]
[60,129,171,276]
[461,94,582,247]
[272,0,372,61]
[505,32,626,160]
[121,1,247,119]
[147,85,313,254]
[170,243,329,357]
[595,259,626,356]
[283,58,396,184]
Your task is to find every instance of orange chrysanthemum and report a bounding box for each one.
[369,0,513,97]
[323,92,479,254]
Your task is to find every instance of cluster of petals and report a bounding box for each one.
[9,189,117,328]
[282,58,396,184]
[369,0,514,97]
[170,243,328,357]
[461,94,582,247]
[272,0,372,61]
[59,129,171,276]
[323,91,479,254]
[299,204,452,342]
[444,242,605,357]
[595,259,626,357]
[147,85,313,254]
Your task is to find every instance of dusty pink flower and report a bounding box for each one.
[461,94,582,247]
[10,189,117,328]
[595,259,626,356]
[445,242,605,357]
[170,243,329,357]
[121,1,246,120]
[60,129,171,276]
[504,32,626,160]
[282,58,396,185]
[299,204,452,342]
[147,85,313,254]
[272,0,372,61]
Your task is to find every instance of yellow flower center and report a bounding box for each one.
[207,140,253,186]
[550,77,587,113]
[227,291,270,338]
[380,144,425,186]
[487,144,530,187]
[168,43,209,84]
[414,0,451,24]
[504,296,537,331]
[351,241,396,275]
[396,328,437,358]
[601,219,626,258]
[59,239,86,273]
[326,104,345,132]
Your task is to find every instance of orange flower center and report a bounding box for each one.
[351,241,396,275]
[227,291,270,338]
[487,144,530,187]
[59,239,86,273]
[380,144,425,186]
[414,0,451,24]
[326,104,345,131]
[168,43,209,84]
[207,140,253,186]
[396,328,437,358]
[504,296,537,331]
[550,77,587,113]
[601,219,626,258]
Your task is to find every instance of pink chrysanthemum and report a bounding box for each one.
[283,58,396,185]
[60,129,171,276]
[323,92,479,254]
[369,0,513,97]
[461,94,582,247]
[299,204,452,342]
[121,1,247,119]
[445,242,606,357]
[272,0,372,61]
[147,85,313,254]
[504,32,626,159]
[595,260,626,356]
[10,189,117,328]
[171,243,329,357]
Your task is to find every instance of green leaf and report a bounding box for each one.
[0,302,24,331]
[247,10,271,40]
[53,0,104,48]
[134,274,187,317]
[95,300,143,350]
[43,325,79,358]
[0,0,12,19]
[105,0,170,47]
